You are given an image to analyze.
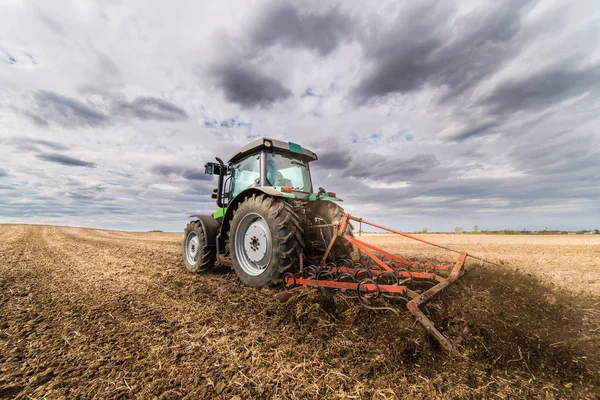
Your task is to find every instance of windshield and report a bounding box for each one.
[267,153,312,193]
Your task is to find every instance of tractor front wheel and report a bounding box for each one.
[182,221,216,272]
[229,194,303,288]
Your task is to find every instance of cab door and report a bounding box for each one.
[229,152,261,199]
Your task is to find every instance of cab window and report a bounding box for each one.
[230,153,260,198]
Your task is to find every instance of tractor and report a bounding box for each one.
[182,138,354,288]
[182,137,503,354]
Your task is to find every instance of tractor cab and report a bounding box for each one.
[204,138,319,207]
[231,151,313,198]
[185,137,351,290]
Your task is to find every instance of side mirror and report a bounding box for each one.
[204,162,228,176]
[207,157,230,208]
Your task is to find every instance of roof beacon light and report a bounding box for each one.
[283,186,293,193]
[328,192,336,198]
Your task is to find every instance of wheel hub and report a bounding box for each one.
[234,213,273,276]
[244,222,268,262]
[185,232,200,264]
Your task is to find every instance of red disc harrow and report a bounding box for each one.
[281,214,500,354]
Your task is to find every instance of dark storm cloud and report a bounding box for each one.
[36,153,96,168]
[345,154,439,181]
[24,89,189,127]
[115,96,188,121]
[352,0,534,103]
[207,3,352,108]
[151,164,212,181]
[441,62,600,141]
[314,150,352,170]
[151,164,181,176]
[446,121,500,141]
[8,137,69,152]
[22,110,49,126]
[341,172,591,214]
[182,169,209,181]
[0,168,8,177]
[96,52,121,78]
[481,63,600,115]
[210,64,292,108]
[509,133,600,178]
[33,90,111,127]
[250,3,353,56]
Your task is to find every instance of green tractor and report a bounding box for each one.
[183,138,354,287]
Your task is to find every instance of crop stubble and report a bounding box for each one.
[0,225,599,399]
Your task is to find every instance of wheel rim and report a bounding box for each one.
[234,212,272,276]
[185,231,200,265]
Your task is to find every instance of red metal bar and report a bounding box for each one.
[320,225,339,266]
[406,252,467,354]
[347,215,466,255]
[343,234,395,272]
[347,215,503,268]
[344,235,415,267]
[294,277,408,294]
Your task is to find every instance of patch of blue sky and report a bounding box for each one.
[301,88,316,98]
[3,51,16,64]
[220,118,236,127]
[10,181,28,187]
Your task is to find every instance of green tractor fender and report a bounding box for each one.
[217,186,284,252]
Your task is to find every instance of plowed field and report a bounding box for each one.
[1,225,599,399]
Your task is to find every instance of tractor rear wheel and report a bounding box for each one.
[229,194,303,288]
[310,201,355,259]
[182,221,216,272]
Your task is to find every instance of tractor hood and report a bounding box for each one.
[228,138,318,164]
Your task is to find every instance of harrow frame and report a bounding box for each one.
[282,214,497,354]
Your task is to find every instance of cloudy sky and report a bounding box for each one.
[1,0,599,232]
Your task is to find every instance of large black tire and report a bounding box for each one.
[182,221,216,273]
[310,201,355,259]
[229,194,304,288]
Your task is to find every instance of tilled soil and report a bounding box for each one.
[1,225,599,399]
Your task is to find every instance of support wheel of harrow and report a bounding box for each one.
[309,200,355,259]
[229,194,303,288]
[183,221,215,273]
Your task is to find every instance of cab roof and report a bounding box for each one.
[228,138,318,164]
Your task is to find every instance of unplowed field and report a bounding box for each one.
[1,225,599,399]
